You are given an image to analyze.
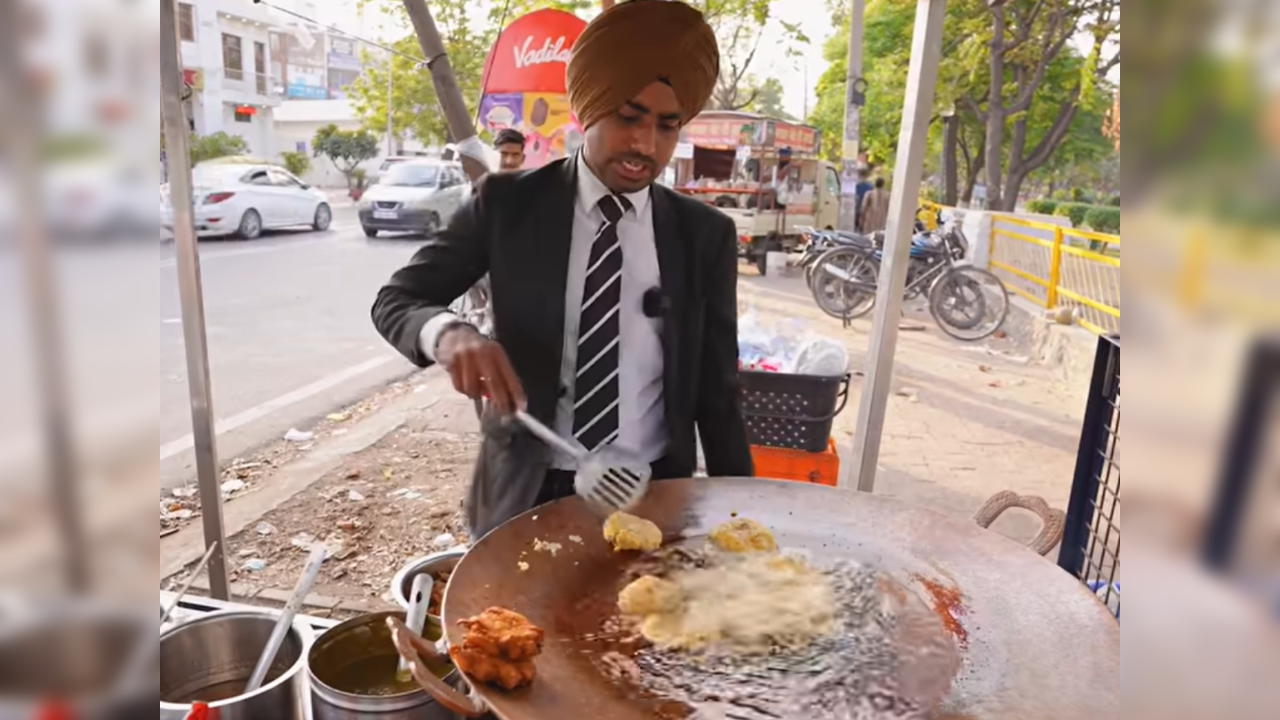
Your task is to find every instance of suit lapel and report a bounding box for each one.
[649,186,687,424]
[528,158,577,422]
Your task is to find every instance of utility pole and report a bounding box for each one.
[837,0,866,231]
[400,0,488,180]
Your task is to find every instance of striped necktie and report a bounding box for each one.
[572,194,631,450]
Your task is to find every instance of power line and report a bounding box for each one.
[250,0,427,68]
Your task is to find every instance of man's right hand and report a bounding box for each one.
[436,324,526,414]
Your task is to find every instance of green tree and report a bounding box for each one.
[809,0,1120,209]
[311,124,379,187]
[748,77,794,120]
[278,150,312,178]
[692,0,807,111]
[972,0,1121,210]
[188,131,249,165]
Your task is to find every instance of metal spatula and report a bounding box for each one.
[513,410,650,512]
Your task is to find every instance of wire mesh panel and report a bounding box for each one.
[1058,334,1121,618]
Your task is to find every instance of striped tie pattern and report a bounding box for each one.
[572,194,631,450]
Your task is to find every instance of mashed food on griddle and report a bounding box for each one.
[618,575,683,616]
[708,517,777,553]
[604,511,663,552]
[618,521,835,653]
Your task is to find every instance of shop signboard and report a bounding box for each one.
[478,9,587,168]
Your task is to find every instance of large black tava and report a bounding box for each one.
[412,478,1118,720]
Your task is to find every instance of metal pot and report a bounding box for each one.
[159,610,312,720]
[308,610,460,720]
[390,548,466,623]
[0,603,154,720]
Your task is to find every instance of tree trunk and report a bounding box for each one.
[982,5,1007,212]
[400,0,487,181]
[942,114,959,205]
[962,141,985,204]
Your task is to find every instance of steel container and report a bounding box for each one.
[159,610,312,720]
[308,610,459,720]
[0,603,154,720]
[390,548,466,623]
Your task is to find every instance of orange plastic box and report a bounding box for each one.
[750,439,839,487]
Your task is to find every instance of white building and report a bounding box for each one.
[177,0,282,157]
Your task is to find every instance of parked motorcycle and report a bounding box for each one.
[807,211,1010,341]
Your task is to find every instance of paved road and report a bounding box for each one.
[160,205,430,488]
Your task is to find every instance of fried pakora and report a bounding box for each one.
[708,517,777,553]
[447,646,537,690]
[455,607,545,661]
[449,607,545,690]
[617,575,683,616]
[603,511,663,552]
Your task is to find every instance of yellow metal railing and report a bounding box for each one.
[989,216,1121,335]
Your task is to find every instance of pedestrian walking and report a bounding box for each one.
[860,177,891,233]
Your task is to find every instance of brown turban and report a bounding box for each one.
[566,0,720,130]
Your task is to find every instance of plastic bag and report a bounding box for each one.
[737,312,803,372]
[790,335,850,376]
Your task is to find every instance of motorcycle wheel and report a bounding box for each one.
[810,247,879,320]
[928,267,1009,341]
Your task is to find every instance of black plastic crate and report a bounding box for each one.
[739,370,851,452]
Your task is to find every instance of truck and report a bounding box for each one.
[667,111,843,275]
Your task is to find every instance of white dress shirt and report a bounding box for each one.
[419,153,667,470]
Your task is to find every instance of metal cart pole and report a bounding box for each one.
[0,0,89,592]
[840,0,948,492]
[160,0,230,599]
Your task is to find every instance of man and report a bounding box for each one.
[371,0,753,537]
[493,128,526,172]
[859,177,891,233]
[853,169,873,229]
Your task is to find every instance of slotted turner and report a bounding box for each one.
[513,410,650,512]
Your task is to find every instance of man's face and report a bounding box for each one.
[496,142,525,171]
[584,81,681,194]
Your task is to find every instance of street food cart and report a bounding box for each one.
[102,0,1125,717]
[669,111,841,274]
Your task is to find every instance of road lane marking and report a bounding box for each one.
[158,354,399,460]
[162,318,181,324]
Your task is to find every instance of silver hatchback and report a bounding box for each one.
[357,159,469,237]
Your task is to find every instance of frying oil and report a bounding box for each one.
[332,653,452,696]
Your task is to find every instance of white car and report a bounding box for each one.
[161,163,331,239]
[357,159,469,238]
[44,159,157,242]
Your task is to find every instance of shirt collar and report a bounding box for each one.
[575,151,651,218]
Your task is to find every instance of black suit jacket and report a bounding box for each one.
[372,157,753,536]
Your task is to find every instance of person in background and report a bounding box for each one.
[493,128,526,172]
[853,169,874,230]
[859,177,891,233]
[371,0,752,538]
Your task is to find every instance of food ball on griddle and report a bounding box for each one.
[618,575,683,616]
[604,511,663,552]
[708,518,777,553]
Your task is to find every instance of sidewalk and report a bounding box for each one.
[162,269,1088,609]
[321,187,355,209]
[739,270,1085,530]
